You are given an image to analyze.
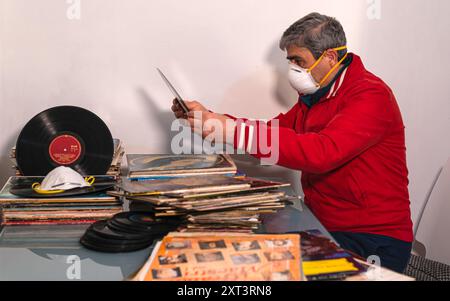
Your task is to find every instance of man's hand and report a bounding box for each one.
[171,99,208,119]
[171,99,236,144]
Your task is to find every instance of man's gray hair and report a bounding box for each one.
[279,12,347,60]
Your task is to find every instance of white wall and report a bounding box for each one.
[1,0,449,228]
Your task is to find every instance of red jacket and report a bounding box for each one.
[228,53,413,243]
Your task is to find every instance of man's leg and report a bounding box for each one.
[331,232,412,273]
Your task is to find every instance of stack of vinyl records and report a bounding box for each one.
[10,138,125,177]
[112,155,292,233]
[0,176,123,226]
[80,212,181,253]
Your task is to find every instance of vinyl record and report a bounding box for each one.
[90,220,154,241]
[9,175,117,188]
[16,106,114,176]
[106,219,153,234]
[80,233,153,253]
[113,212,181,228]
[80,220,155,253]
[82,229,148,246]
[109,212,179,235]
[108,218,177,235]
[9,183,115,199]
[107,219,173,236]
[117,211,182,226]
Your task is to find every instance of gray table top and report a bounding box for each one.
[0,199,333,281]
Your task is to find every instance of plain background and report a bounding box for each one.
[1,0,449,229]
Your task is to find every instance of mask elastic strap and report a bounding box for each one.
[32,183,65,195]
[307,53,326,73]
[85,176,95,186]
[318,51,348,87]
[306,46,347,87]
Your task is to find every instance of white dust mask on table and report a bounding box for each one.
[33,166,94,193]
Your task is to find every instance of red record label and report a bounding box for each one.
[48,134,82,165]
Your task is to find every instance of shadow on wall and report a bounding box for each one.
[226,41,302,195]
[266,40,299,109]
[136,87,183,154]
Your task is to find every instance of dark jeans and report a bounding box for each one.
[331,232,412,273]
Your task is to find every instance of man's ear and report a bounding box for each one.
[324,49,339,67]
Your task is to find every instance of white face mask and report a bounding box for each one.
[288,63,320,95]
[35,166,92,192]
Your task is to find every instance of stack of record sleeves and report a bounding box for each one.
[0,176,123,226]
[108,155,293,234]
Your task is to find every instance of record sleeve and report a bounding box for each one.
[126,154,237,178]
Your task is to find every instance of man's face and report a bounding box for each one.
[286,45,337,85]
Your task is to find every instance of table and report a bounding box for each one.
[0,198,334,281]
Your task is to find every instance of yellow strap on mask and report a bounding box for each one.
[85,176,95,185]
[307,46,348,87]
[32,183,65,195]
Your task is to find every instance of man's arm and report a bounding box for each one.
[231,85,395,174]
[224,102,301,129]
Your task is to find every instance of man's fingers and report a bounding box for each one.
[187,117,196,129]
[185,100,206,112]
[172,101,189,119]
[184,100,196,111]
[174,112,183,119]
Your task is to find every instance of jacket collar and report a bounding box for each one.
[299,53,363,107]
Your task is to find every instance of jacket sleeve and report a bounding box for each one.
[225,102,300,129]
[231,84,396,174]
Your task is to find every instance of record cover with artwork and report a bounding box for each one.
[119,175,251,196]
[125,177,290,202]
[167,177,290,199]
[133,232,303,281]
[126,154,237,178]
[297,230,367,281]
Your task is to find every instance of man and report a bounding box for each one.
[171,12,413,273]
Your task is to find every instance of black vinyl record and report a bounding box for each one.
[80,220,155,253]
[82,229,147,246]
[107,219,174,236]
[109,212,180,235]
[90,220,154,242]
[80,239,152,253]
[16,106,114,176]
[80,234,153,253]
[115,212,181,227]
[9,183,115,199]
